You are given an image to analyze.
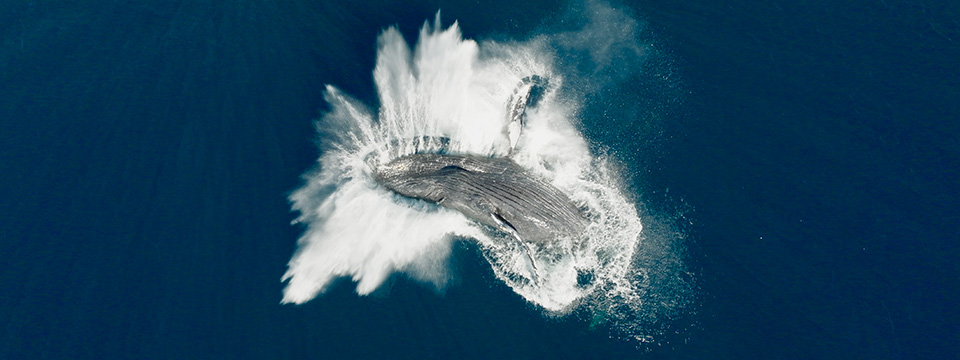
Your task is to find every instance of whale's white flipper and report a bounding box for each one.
[490,211,541,284]
[507,120,523,150]
[504,75,548,152]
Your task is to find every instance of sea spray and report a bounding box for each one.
[283,9,693,343]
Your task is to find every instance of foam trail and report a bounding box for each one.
[283,9,690,333]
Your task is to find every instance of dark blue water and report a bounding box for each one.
[1,1,957,359]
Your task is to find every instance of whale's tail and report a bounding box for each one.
[505,75,550,152]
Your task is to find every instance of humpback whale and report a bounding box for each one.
[374,153,588,243]
[371,75,588,269]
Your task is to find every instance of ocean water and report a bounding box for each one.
[1,1,957,359]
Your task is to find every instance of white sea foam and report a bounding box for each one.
[283,8,691,336]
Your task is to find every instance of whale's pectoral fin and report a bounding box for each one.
[491,210,540,285]
[492,211,518,233]
[504,75,549,152]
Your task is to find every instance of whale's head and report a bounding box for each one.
[373,154,467,202]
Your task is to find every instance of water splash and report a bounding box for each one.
[282,8,693,342]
